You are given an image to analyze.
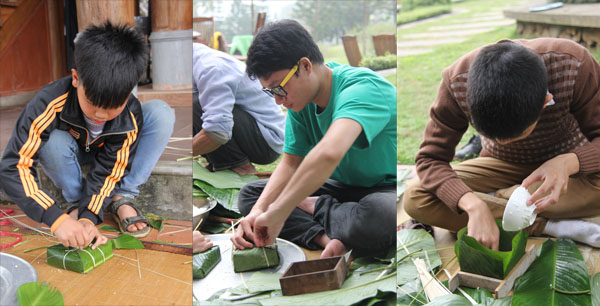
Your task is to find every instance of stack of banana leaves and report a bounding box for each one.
[193,245,221,279]
[46,234,144,274]
[397,226,600,306]
[195,248,396,305]
[192,161,259,234]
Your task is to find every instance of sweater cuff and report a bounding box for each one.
[43,205,66,231]
[436,178,472,214]
[79,209,100,225]
[572,144,600,174]
[50,214,70,233]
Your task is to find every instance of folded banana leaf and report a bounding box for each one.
[193,245,221,279]
[455,219,527,279]
[232,245,279,273]
[46,243,113,274]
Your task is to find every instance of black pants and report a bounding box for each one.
[193,100,279,171]
[238,179,396,258]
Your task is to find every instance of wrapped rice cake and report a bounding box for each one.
[46,243,113,274]
[232,245,279,273]
[193,245,221,279]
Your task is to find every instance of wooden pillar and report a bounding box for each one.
[151,0,192,32]
[75,0,135,30]
[47,0,66,80]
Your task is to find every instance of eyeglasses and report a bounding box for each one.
[262,63,298,97]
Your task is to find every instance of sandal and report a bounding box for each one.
[109,198,151,238]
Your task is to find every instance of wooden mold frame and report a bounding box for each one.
[448,245,537,298]
[279,256,347,296]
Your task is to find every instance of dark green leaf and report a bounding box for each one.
[112,234,144,250]
[455,219,527,279]
[98,225,120,232]
[144,213,165,232]
[193,245,221,279]
[512,239,591,306]
[17,282,64,306]
[200,221,231,234]
[426,294,471,305]
[193,180,240,215]
[232,245,279,273]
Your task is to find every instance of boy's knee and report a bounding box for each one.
[402,178,428,220]
[143,99,176,129]
[40,130,77,158]
[238,180,267,216]
[348,195,395,241]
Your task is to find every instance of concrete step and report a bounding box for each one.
[0,159,192,221]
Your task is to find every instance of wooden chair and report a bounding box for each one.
[372,34,396,56]
[342,35,362,67]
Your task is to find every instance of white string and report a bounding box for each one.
[62,249,77,270]
[80,248,96,267]
[97,246,106,264]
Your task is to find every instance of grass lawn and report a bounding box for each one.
[396,0,600,164]
[398,4,451,25]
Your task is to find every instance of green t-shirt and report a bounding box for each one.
[284,62,397,187]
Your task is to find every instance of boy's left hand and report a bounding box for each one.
[79,219,108,249]
[522,153,579,213]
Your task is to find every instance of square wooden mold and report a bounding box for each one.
[279,256,347,296]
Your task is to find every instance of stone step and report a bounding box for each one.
[398,48,434,57]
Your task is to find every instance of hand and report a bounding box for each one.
[522,153,579,213]
[253,209,286,247]
[230,209,262,250]
[79,219,108,249]
[54,218,89,249]
[193,231,213,253]
[459,192,499,250]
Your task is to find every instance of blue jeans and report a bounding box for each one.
[38,100,175,203]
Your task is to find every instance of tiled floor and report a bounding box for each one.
[0,104,192,162]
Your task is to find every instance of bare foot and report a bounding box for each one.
[297,197,319,215]
[117,204,148,232]
[231,162,257,175]
[321,239,347,258]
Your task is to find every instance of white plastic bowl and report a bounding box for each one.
[502,186,537,231]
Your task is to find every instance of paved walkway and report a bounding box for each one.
[398,5,519,57]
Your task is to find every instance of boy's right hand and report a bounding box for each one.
[231,209,263,250]
[458,192,500,251]
[79,219,108,249]
[54,217,90,248]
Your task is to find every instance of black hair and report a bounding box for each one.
[467,41,547,140]
[246,19,324,79]
[74,21,147,109]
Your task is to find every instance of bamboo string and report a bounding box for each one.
[158,227,189,238]
[31,249,46,264]
[165,146,191,151]
[0,214,26,219]
[0,210,54,238]
[136,250,142,280]
[62,249,77,270]
[113,256,189,285]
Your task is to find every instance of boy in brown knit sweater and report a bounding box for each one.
[403,38,600,250]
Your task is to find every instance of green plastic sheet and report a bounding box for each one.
[232,245,279,273]
[193,245,221,279]
[46,243,113,274]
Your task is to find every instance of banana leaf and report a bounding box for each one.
[455,219,527,279]
[232,271,282,294]
[193,180,242,218]
[193,245,221,279]
[426,295,471,305]
[17,282,64,306]
[512,238,591,306]
[397,229,442,285]
[397,279,427,305]
[144,213,165,232]
[200,221,231,234]
[592,273,599,306]
[232,245,279,273]
[457,287,512,306]
[111,234,145,249]
[46,243,113,274]
[193,161,258,189]
[193,188,208,198]
[98,225,120,232]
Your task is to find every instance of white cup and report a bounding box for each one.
[502,186,537,231]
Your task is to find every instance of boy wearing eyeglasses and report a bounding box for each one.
[231,20,397,259]
[192,43,285,175]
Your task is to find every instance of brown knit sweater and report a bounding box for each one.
[415,38,600,213]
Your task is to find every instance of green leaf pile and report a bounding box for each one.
[17,282,64,306]
[455,219,527,279]
[193,161,259,218]
[512,238,591,306]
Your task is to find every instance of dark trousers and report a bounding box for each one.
[193,100,279,171]
[238,179,396,258]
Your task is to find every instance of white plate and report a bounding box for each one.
[192,234,306,301]
[0,252,38,305]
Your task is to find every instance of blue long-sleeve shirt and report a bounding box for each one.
[193,43,285,154]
